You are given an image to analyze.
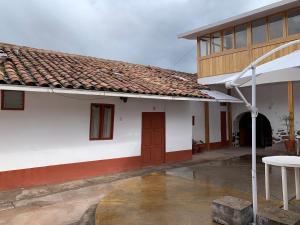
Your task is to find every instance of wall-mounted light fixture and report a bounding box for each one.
[120,97,128,103]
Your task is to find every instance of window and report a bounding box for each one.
[1,90,24,110]
[288,9,300,36]
[235,24,247,48]
[200,36,210,57]
[223,29,234,50]
[211,32,221,53]
[269,14,284,40]
[252,19,267,44]
[90,104,114,140]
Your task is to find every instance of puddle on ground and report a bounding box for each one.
[96,155,293,225]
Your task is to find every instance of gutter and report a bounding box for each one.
[0,84,242,103]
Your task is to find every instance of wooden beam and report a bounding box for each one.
[227,89,233,145]
[288,81,295,141]
[204,102,210,150]
[196,37,200,78]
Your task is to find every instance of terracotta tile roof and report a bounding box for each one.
[0,43,212,99]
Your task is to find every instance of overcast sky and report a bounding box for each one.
[1,0,279,73]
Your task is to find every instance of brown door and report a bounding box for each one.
[220,111,227,144]
[141,112,165,166]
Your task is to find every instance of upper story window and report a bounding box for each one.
[269,14,284,40]
[90,103,114,140]
[211,32,221,53]
[1,90,25,110]
[287,9,300,36]
[200,36,210,57]
[235,24,247,48]
[223,29,234,50]
[252,18,267,44]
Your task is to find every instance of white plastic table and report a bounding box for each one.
[262,156,300,210]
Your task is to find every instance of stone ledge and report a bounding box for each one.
[257,207,300,225]
[212,196,253,225]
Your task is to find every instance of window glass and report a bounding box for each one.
[90,104,114,140]
[288,9,300,36]
[200,37,210,57]
[223,29,234,50]
[102,106,113,138]
[2,91,24,110]
[90,105,100,139]
[269,14,284,40]
[252,19,267,44]
[211,32,221,53]
[235,24,247,48]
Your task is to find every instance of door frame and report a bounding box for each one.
[141,112,166,166]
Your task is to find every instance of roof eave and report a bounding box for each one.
[178,0,300,40]
[0,84,242,103]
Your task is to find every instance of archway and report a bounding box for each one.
[235,112,272,148]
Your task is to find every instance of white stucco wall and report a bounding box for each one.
[232,81,300,140]
[189,100,226,144]
[190,102,205,143]
[0,92,193,171]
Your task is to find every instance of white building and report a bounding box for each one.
[0,43,238,190]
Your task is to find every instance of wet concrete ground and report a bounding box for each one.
[96,154,300,225]
[0,148,295,225]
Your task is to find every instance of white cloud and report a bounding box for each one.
[0,0,279,72]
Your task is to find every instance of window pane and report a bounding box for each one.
[252,19,267,44]
[223,29,233,50]
[90,105,100,139]
[288,9,300,36]
[102,106,112,138]
[2,91,24,109]
[235,24,247,48]
[269,14,284,40]
[211,32,221,53]
[200,37,210,57]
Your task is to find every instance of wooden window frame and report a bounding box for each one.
[1,90,25,110]
[210,31,222,55]
[251,18,268,46]
[199,36,211,57]
[234,23,248,49]
[267,13,286,42]
[223,28,235,51]
[286,7,300,37]
[89,103,115,140]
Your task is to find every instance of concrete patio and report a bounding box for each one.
[0,147,297,225]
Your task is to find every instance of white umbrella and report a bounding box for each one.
[225,39,300,225]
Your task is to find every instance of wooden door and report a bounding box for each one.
[220,111,227,144]
[141,112,165,166]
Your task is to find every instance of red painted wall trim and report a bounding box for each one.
[165,149,192,163]
[0,149,193,191]
[0,156,141,191]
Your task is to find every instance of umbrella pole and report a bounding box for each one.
[251,66,258,224]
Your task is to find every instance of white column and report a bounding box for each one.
[265,164,270,200]
[281,166,288,210]
[295,167,300,200]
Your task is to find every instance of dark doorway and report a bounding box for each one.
[239,112,272,148]
[141,112,165,166]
